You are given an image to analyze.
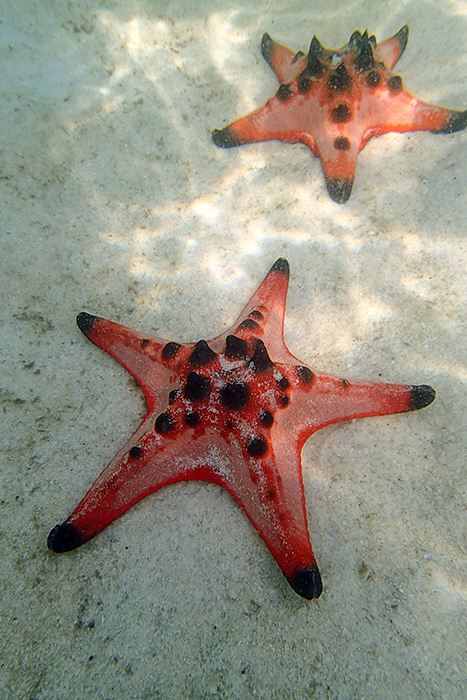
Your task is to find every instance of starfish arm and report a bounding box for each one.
[376,25,409,71]
[314,142,359,204]
[76,312,174,412]
[47,428,238,553]
[261,33,305,83]
[226,441,323,599]
[362,90,467,144]
[212,258,295,363]
[290,371,436,435]
[48,417,171,552]
[411,101,467,135]
[212,97,315,149]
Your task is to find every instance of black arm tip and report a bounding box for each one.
[261,32,275,63]
[77,312,97,335]
[212,127,243,148]
[47,522,83,553]
[410,384,436,411]
[270,258,290,277]
[394,25,409,54]
[288,567,323,599]
[445,110,467,134]
[325,177,354,204]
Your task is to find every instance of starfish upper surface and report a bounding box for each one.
[48,259,435,599]
[212,26,467,203]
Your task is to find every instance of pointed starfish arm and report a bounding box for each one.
[261,32,304,83]
[248,440,322,598]
[364,93,467,142]
[314,146,358,204]
[293,372,435,435]
[212,431,323,598]
[47,430,240,553]
[76,312,173,412]
[212,98,315,150]
[376,25,409,71]
[409,100,467,135]
[214,257,294,363]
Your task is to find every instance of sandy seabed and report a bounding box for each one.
[1,1,466,698]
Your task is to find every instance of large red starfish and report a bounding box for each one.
[48,259,435,599]
[212,26,467,203]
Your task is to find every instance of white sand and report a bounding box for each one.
[1,1,466,698]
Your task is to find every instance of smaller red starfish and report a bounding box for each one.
[48,259,435,599]
[212,26,467,203]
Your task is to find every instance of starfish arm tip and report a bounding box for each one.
[271,258,290,276]
[434,109,467,134]
[261,32,274,61]
[47,521,84,553]
[410,384,436,411]
[212,127,242,148]
[325,177,354,204]
[395,24,409,51]
[77,311,98,335]
[288,566,323,599]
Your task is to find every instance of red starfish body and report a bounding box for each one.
[48,259,435,599]
[212,26,467,203]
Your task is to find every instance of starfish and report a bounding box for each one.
[212,26,467,203]
[48,259,435,599]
